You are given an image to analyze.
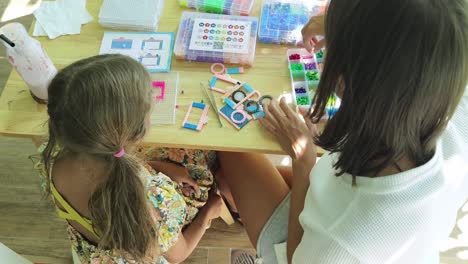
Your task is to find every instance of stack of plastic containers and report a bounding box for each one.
[259,0,327,45]
[99,0,165,31]
[174,12,259,66]
[180,0,255,16]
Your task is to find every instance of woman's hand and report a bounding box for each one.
[301,14,326,53]
[147,161,200,196]
[259,98,318,167]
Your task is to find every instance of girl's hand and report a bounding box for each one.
[147,161,200,196]
[259,98,318,167]
[301,14,326,53]
[201,189,223,220]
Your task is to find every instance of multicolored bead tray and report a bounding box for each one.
[174,12,259,66]
[179,0,255,16]
[259,0,327,45]
[287,48,339,118]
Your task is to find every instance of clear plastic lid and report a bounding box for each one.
[99,0,165,31]
[174,12,258,66]
[179,0,255,16]
[287,48,339,118]
[259,0,327,45]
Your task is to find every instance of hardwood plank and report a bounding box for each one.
[200,220,252,249]
[208,248,230,264]
[1,236,70,260]
[183,248,208,264]
[22,254,72,264]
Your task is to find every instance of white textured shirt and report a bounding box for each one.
[291,87,468,264]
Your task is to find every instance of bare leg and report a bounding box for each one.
[217,152,290,247]
[216,165,293,213]
[215,169,239,212]
[277,166,293,188]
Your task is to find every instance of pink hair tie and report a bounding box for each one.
[113,148,125,158]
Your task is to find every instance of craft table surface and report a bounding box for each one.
[0,0,322,154]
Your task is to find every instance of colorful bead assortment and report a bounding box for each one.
[179,0,255,16]
[287,48,339,117]
[174,12,259,66]
[259,0,327,45]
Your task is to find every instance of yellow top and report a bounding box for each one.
[0,0,326,154]
[49,181,98,237]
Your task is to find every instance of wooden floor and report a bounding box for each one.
[0,3,467,264]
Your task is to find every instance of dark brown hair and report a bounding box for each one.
[312,0,468,177]
[42,54,157,262]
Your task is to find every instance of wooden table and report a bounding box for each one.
[0,0,299,154]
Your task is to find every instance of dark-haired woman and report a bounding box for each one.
[218,1,468,263]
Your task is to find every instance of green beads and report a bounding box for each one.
[290,63,304,71]
[296,96,311,106]
[202,0,225,13]
[306,71,320,81]
[316,50,324,59]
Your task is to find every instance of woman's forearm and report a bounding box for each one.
[287,160,314,264]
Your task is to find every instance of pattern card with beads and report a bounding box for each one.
[189,18,252,54]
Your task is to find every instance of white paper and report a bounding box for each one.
[32,20,47,37]
[189,18,252,54]
[1,0,42,22]
[0,243,33,264]
[33,0,92,39]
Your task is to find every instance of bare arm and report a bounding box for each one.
[287,160,315,264]
[301,13,326,52]
[164,209,210,263]
[163,192,222,263]
[147,160,200,195]
[258,100,318,264]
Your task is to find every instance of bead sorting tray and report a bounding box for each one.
[287,48,339,118]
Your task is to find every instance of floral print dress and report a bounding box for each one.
[136,147,217,224]
[35,144,217,264]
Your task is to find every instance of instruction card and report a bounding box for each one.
[99,32,174,72]
[189,18,251,54]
